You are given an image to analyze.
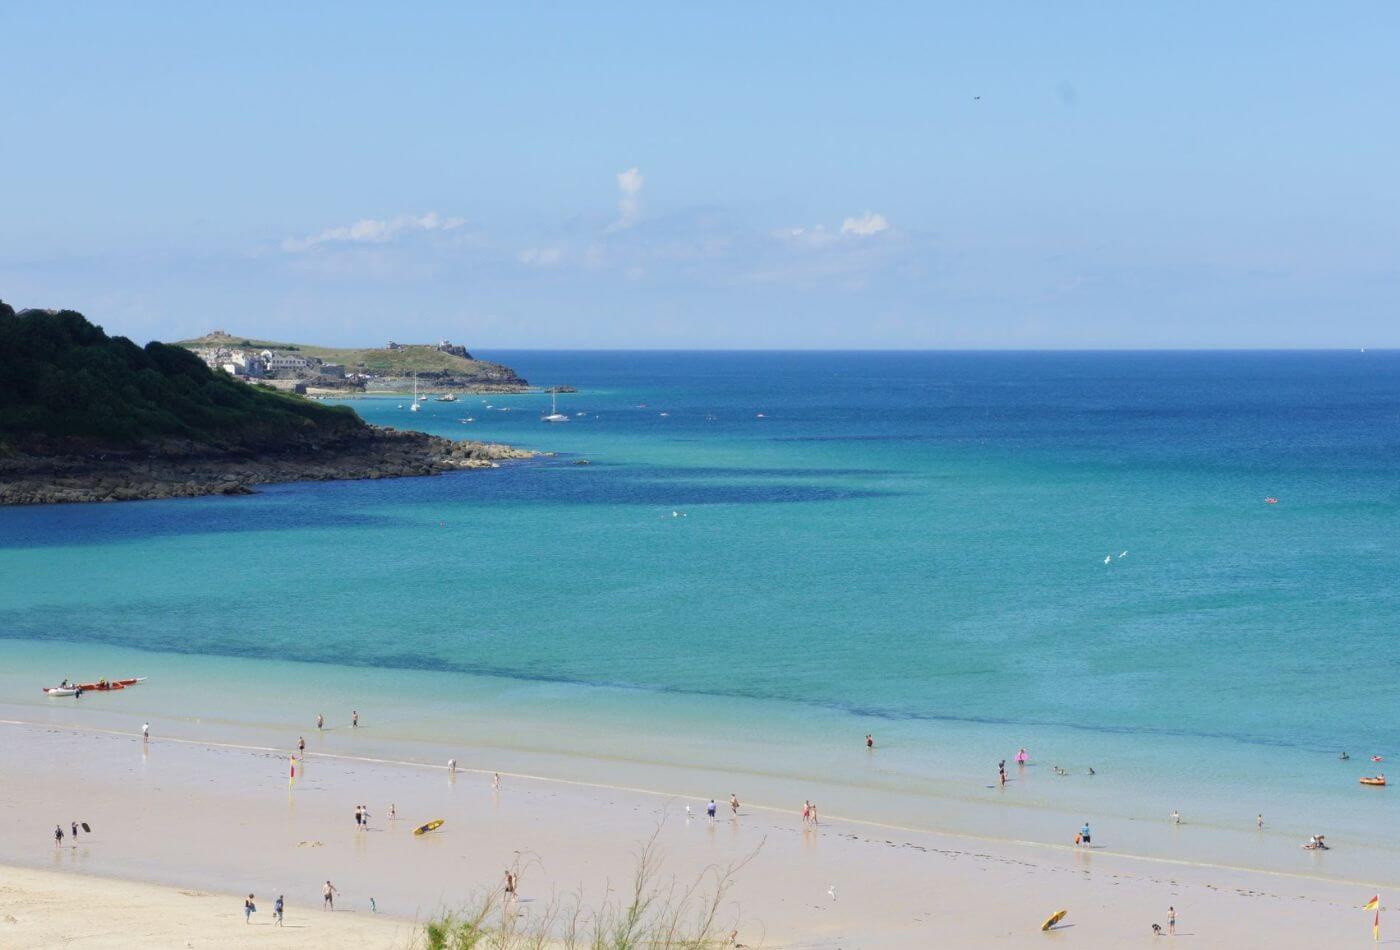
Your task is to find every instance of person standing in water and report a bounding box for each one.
[1257,813,1264,829]
[54,824,64,848]
[323,880,338,910]
[316,713,324,730]
[493,772,501,790]
[866,734,874,749]
[1080,822,1091,846]
[70,821,79,842]
[706,799,717,821]
[351,710,358,728]
[142,722,149,742]
[730,793,740,816]
[1167,906,1176,935]
[298,736,305,753]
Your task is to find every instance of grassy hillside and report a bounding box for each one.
[0,302,363,447]
[176,331,524,383]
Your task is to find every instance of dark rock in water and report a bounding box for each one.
[0,427,544,506]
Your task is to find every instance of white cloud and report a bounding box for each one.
[518,246,563,267]
[282,212,465,252]
[840,211,890,237]
[612,167,644,230]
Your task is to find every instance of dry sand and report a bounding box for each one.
[0,721,1387,948]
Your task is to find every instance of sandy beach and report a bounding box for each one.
[0,720,1387,948]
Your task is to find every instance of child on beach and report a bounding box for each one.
[274,894,284,926]
[244,894,256,923]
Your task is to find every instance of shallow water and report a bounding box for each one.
[3,351,1397,874]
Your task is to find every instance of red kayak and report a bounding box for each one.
[74,677,146,691]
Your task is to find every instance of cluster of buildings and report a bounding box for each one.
[194,343,346,383]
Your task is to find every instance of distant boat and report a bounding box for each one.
[541,389,569,423]
[437,393,457,402]
[410,375,421,412]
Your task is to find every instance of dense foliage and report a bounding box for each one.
[0,301,363,446]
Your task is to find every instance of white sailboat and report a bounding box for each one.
[409,374,421,412]
[541,389,569,423]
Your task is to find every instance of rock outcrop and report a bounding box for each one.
[0,427,543,506]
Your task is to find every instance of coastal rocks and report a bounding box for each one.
[0,427,544,507]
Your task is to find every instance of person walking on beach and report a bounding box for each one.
[360,805,370,830]
[707,799,717,821]
[274,894,284,926]
[730,793,740,817]
[352,710,359,728]
[244,893,255,924]
[323,880,338,910]
[1257,813,1264,829]
[316,713,324,730]
[298,736,305,753]
[493,772,501,791]
[54,824,64,848]
[809,802,819,825]
[802,800,811,825]
[1167,905,1176,935]
[1081,821,1092,846]
[71,821,79,841]
[389,803,397,820]
[142,722,149,742]
[354,805,363,829]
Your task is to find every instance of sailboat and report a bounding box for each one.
[541,389,569,423]
[409,374,421,412]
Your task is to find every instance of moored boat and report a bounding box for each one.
[43,686,79,697]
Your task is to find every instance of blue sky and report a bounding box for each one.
[3,3,1398,348]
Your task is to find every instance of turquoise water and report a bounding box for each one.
[2,351,1398,871]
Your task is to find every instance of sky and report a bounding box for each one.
[2,2,1398,349]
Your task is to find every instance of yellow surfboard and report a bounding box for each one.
[1041,909,1067,931]
[413,818,445,837]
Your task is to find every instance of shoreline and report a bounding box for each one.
[0,720,1386,948]
[1,637,1395,892]
[2,715,1391,895]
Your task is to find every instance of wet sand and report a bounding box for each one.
[0,721,1386,948]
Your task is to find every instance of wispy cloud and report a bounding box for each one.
[518,246,563,267]
[610,167,644,231]
[282,212,465,252]
[840,212,890,237]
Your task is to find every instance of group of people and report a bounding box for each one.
[52,821,83,847]
[243,893,285,926]
[353,805,372,830]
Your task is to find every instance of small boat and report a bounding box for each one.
[413,818,446,836]
[437,393,458,402]
[43,686,79,697]
[410,375,421,412]
[1360,776,1387,787]
[74,677,146,692]
[541,389,569,423]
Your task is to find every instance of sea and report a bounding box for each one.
[3,351,1398,881]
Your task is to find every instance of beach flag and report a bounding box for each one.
[1365,895,1380,942]
[1365,896,1380,911]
